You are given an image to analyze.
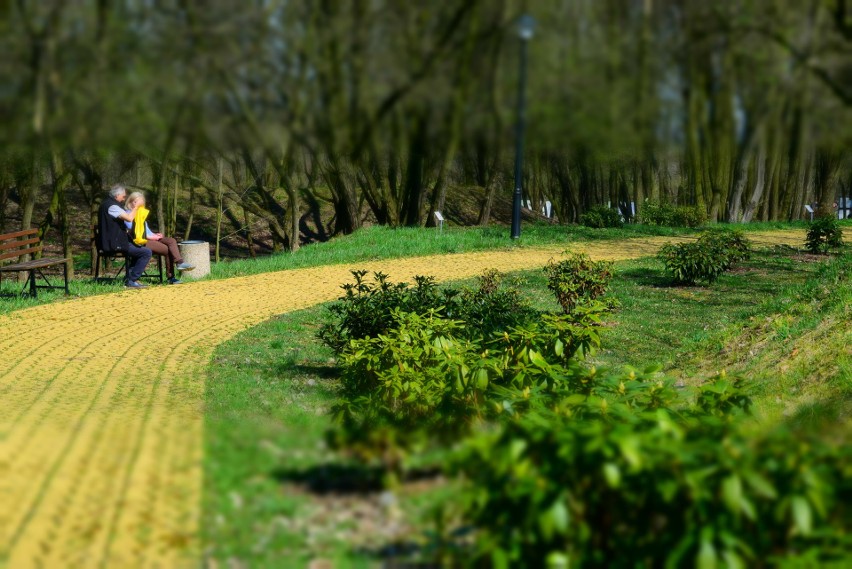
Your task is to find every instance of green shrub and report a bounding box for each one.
[445,269,538,342]
[329,303,608,465]
[318,269,536,353]
[639,200,669,225]
[450,371,850,567]
[640,200,706,227]
[672,204,708,227]
[329,310,489,463]
[580,206,624,229]
[805,216,844,254]
[317,270,444,353]
[321,269,545,465]
[658,230,752,285]
[658,241,728,285]
[320,261,848,567]
[544,253,614,314]
[496,304,609,369]
[697,228,752,270]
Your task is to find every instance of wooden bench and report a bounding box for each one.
[0,229,70,298]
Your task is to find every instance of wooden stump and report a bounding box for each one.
[178,241,211,279]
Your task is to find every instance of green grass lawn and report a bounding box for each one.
[204,244,851,567]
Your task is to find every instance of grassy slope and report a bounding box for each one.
[688,252,851,424]
[204,243,851,566]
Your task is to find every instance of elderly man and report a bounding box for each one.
[97,184,152,289]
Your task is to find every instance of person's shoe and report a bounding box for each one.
[176,262,195,271]
[125,280,147,289]
[167,277,182,285]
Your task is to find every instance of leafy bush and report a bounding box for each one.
[658,230,753,285]
[317,270,445,353]
[673,204,708,227]
[580,206,624,229]
[318,269,536,353]
[544,253,614,314]
[658,241,728,285]
[328,310,488,464]
[329,304,608,465]
[321,269,536,461]
[450,370,850,567]
[805,216,844,254]
[445,269,538,342]
[697,228,752,270]
[323,267,608,466]
[320,261,848,567]
[640,200,707,227]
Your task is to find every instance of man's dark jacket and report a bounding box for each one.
[97,197,130,252]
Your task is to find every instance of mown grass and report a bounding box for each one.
[204,243,851,566]
[0,220,825,316]
[687,251,852,424]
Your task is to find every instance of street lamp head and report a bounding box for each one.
[517,13,536,41]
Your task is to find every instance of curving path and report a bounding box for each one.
[0,230,804,567]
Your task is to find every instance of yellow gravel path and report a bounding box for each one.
[0,230,804,567]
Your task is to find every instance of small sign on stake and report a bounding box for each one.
[434,211,444,232]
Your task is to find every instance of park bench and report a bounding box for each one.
[0,228,70,298]
[92,224,163,283]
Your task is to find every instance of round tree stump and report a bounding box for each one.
[178,240,211,279]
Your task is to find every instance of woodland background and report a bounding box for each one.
[1,1,851,278]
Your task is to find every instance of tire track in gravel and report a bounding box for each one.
[0,230,805,567]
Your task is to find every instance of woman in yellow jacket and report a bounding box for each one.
[125,192,194,284]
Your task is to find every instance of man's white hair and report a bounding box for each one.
[109,184,126,198]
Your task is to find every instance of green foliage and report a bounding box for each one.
[658,241,728,285]
[317,270,446,353]
[697,228,753,269]
[640,201,707,228]
[445,269,539,342]
[544,253,615,314]
[319,270,519,459]
[580,206,624,229]
[805,216,844,254]
[322,267,609,466]
[329,310,486,465]
[451,370,850,567]
[328,305,609,466]
[318,251,849,566]
[318,269,537,354]
[499,306,609,367]
[658,230,753,285]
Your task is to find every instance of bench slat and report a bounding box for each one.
[0,257,69,272]
[0,246,42,262]
[0,237,41,252]
[0,228,39,241]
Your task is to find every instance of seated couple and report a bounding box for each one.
[97,184,194,288]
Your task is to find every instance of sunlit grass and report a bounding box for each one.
[685,251,852,423]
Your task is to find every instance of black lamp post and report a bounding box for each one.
[511,13,535,240]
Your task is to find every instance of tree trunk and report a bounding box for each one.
[215,157,224,262]
[183,180,194,241]
[742,139,769,223]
